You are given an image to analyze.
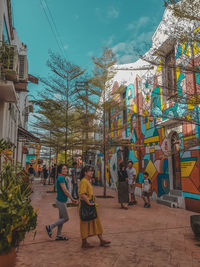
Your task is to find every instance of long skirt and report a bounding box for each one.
[80,210,103,239]
[118,182,129,203]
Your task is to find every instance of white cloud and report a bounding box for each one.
[74,14,79,20]
[95,7,119,21]
[112,30,154,64]
[107,7,119,19]
[87,51,94,57]
[127,16,150,31]
[104,35,115,46]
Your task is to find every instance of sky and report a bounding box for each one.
[12,0,165,91]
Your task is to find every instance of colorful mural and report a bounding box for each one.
[98,23,200,212]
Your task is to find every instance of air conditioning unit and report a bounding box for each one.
[18,55,28,81]
[1,44,18,80]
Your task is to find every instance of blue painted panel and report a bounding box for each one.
[157,173,170,197]
[182,192,200,200]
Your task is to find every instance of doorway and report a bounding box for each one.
[171,132,182,190]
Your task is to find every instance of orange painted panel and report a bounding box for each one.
[182,178,200,194]
[190,165,200,189]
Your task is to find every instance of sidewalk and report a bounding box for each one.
[16,180,200,267]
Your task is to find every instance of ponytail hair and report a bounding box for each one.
[80,165,93,180]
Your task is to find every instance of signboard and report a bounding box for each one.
[26,155,36,164]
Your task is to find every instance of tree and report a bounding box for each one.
[37,51,86,164]
[86,47,125,196]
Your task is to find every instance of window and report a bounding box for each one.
[2,17,10,44]
[165,49,176,98]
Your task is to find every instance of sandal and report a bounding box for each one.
[55,236,69,241]
[82,242,94,248]
[100,240,111,247]
[46,225,52,238]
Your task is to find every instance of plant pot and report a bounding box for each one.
[190,215,200,239]
[0,248,16,267]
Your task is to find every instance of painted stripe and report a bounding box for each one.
[180,157,197,162]
[184,135,196,141]
[182,192,200,200]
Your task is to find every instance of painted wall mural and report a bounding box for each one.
[102,26,200,212]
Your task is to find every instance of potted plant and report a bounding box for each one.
[0,163,37,267]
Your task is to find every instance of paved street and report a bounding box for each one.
[16,180,200,267]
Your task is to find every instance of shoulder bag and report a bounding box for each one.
[80,200,97,221]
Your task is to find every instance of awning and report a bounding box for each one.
[28,74,38,84]
[18,127,40,143]
[14,82,28,92]
[0,80,17,102]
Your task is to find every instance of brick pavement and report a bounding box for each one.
[16,180,200,267]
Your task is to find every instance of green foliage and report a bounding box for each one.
[0,164,37,255]
[0,139,12,154]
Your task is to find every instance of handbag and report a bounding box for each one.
[80,200,97,221]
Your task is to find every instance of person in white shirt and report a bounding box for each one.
[126,160,137,205]
[142,171,152,208]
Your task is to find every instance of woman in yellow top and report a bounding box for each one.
[79,165,111,248]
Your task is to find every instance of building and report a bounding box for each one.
[0,0,39,168]
[97,1,200,212]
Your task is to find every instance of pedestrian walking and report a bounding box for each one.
[28,164,35,184]
[72,162,79,199]
[126,160,137,205]
[79,165,111,248]
[46,164,77,241]
[38,165,42,178]
[42,165,48,185]
[50,164,57,185]
[117,162,129,209]
[142,171,152,208]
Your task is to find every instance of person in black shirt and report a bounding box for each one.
[42,165,48,185]
[117,162,129,209]
[28,164,35,184]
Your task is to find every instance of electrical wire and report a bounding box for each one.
[39,0,67,59]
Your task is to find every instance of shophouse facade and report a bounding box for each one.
[0,0,39,167]
[97,4,200,212]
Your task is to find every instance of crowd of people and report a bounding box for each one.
[28,160,151,248]
[118,160,152,209]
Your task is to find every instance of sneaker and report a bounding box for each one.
[46,225,52,238]
[128,202,133,206]
[132,201,137,205]
[55,235,69,241]
[147,203,151,208]
[144,203,148,208]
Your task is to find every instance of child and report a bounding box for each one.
[142,172,152,208]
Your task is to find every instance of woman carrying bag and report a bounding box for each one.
[79,165,111,248]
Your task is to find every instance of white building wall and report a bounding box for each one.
[0,0,30,167]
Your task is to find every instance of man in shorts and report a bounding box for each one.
[142,171,152,208]
[126,160,137,205]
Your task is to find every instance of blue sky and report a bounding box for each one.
[12,0,165,95]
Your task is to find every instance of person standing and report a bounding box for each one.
[117,162,129,209]
[28,164,35,184]
[126,160,137,206]
[142,172,152,208]
[42,165,48,185]
[79,166,111,248]
[46,164,77,240]
[72,162,79,199]
[38,165,42,178]
[50,164,57,185]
